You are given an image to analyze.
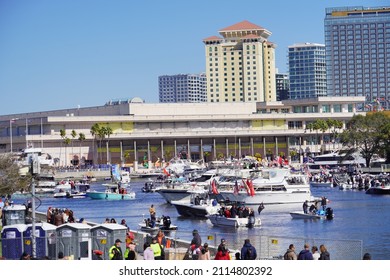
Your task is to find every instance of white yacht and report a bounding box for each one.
[213,168,314,208]
[306,150,385,173]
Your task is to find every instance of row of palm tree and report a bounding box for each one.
[90,123,113,164]
[59,128,86,166]
[305,118,343,153]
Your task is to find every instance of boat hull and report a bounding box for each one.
[87,191,135,200]
[366,187,390,195]
[310,182,332,188]
[290,211,323,219]
[207,214,261,228]
[156,189,192,203]
[171,202,220,217]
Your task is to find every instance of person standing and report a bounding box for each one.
[240,239,257,260]
[283,244,297,260]
[143,242,155,260]
[311,246,320,260]
[149,204,156,219]
[319,244,330,260]
[109,239,123,260]
[298,243,313,260]
[191,229,202,248]
[150,237,164,260]
[198,243,211,260]
[214,239,231,260]
[303,200,309,214]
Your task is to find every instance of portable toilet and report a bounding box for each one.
[24,222,57,259]
[56,223,92,260]
[90,223,127,260]
[1,224,28,259]
[2,204,26,226]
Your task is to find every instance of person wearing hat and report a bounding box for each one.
[109,239,124,260]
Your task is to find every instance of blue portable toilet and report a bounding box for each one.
[90,223,127,260]
[56,223,91,260]
[1,224,28,259]
[24,222,57,259]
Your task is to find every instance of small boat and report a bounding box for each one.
[86,183,135,200]
[207,214,261,228]
[366,185,390,195]
[142,180,158,192]
[171,191,220,218]
[54,183,90,199]
[138,216,178,233]
[290,208,334,220]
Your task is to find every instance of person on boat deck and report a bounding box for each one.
[309,204,317,214]
[194,196,200,205]
[191,229,202,249]
[224,208,231,218]
[109,239,123,260]
[230,205,238,218]
[303,200,309,214]
[321,196,327,211]
[149,204,156,220]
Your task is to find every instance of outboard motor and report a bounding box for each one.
[247,215,255,228]
[325,207,334,220]
[163,216,171,229]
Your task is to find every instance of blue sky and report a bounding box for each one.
[0,0,380,115]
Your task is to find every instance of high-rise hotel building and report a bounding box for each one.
[158,73,207,103]
[203,20,277,103]
[324,6,390,109]
[288,43,327,99]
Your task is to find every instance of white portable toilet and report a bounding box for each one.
[56,223,91,260]
[2,204,26,226]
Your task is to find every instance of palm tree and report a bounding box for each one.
[103,126,113,164]
[63,137,71,166]
[97,126,106,164]
[90,123,101,164]
[71,129,77,165]
[78,132,86,166]
[59,128,66,166]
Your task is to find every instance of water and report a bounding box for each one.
[13,178,390,260]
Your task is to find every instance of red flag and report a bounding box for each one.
[163,168,170,176]
[211,179,219,195]
[243,179,251,195]
[247,179,255,197]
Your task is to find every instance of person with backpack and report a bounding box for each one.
[240,239,257,260]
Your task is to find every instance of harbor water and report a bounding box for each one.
[12,178,390,260]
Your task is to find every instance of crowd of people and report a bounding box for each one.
[283,243,330,260]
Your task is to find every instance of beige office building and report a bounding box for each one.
[203,20,277,103]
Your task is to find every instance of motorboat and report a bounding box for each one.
[171,191,220,218]
[207,214,261,228]
[366,185,390,195]
[290,208,334,220]
[138,216,178,233]
[16,147,54,167]
[86,183,135,200]
[142,180,158,192]
[54,183,90,199]
[212,168,315,209]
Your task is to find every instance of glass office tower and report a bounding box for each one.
[324,6,390,110]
